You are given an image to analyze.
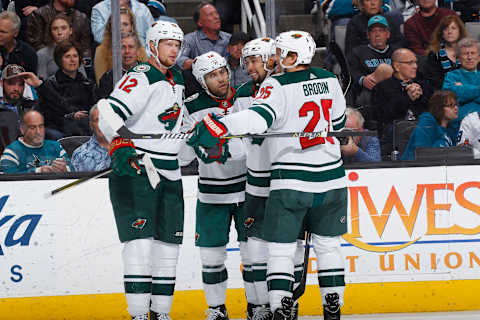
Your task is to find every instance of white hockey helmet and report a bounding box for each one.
[192,51,230,97]
[241,37,276,72]
[145,21,184,66]
[275,30,316,69]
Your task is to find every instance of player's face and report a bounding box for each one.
[362,0,381,16]
[459,45,480,72]
[156,39,181,67]
[204,67,230,98]
[443,99,458,122]
[50,18,72,43]
[120,13,133,34]
[121,36,139,70]
[3,77,24,103]
[21,112,45,147]
[61,47,80,75]
[442,22,460,44]
[245,55,267,84]
[367,26,390,50]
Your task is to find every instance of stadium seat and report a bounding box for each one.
[0,111,20,154]
[466,22,480,41]
[335,25,347,54]
[393,120,417,156]
[58,136,90,158]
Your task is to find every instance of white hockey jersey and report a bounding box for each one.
[181,89,247,204]
[459,111,480,159]
[225,67,347,193]
[98,62,186,181]
[234,81,271,198]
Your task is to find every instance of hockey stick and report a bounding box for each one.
[47,167,112,197]
[292,232,312,301]
[117,126,377,140]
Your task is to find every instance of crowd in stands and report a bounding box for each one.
[0,0,479,174]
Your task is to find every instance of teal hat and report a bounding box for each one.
[367,15,390,30]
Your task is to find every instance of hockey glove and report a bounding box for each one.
[187,113,228,149]
[194,139,230,164]
[109,137,141,177]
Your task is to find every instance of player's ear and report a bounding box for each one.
[149,41,157,56]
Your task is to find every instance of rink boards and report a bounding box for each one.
[0,165,479,319]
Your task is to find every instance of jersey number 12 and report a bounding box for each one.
[299,99,333,149]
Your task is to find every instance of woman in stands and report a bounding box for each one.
[401,90,459,160]
[36,14,87,80]
[424,15,468,90]
[93,6,147,84]
[36,40,97,138]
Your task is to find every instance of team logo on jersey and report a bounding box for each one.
[132,218,147,229]
[291,33,303,39]
[158,103,181,130]
[133,64,151,73]
[244,217,255,228]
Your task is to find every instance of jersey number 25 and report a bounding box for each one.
[299,99,333,149]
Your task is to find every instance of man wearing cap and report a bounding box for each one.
[226,32,250,87]
[348,15,397,106]
[0,64,38,115]
[147,0,177,23]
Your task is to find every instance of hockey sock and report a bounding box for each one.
[293,239,305,293]
[267,242,296,312]
[248,237,269,305]
[122,238,153,317]
[240,241,258,305]
[312,234,345,309]
[200,246,228,307]
[151,240,179,314]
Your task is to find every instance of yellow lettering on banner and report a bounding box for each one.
[379,255,394,271]
[431,253,438,270]
[346,256,359,272]
[445,252,462,269]
[425,183,454,235]
[469,252,480,268]
[405,254,420,270]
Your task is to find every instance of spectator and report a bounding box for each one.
[226,31,250,87]
[348,15,396,106]
[94,6,147,84]
[23,40,97,139]
[401,90,458,160]
[91,0,154,46]
[0,64,37,115]
[176,2,230,71]
[74,0,101,19]
[0,109,72,173]
[96,32,144,99]
[341,107,381,163]
[344,0,405,57]
[71,104,110,172]
[13,0,49,41]
[147,0,177,23]
[372,48,433,156]
[443,37,480,122]
[36,13,87,80]
[424,15,467,90]
[403,0,456,56]
[458,111,480,159]
[27,0,93,71]
[0,11,37,73]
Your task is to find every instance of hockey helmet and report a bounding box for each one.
[192,51,230,97]
[241,37,276,71]
[145,20,184,59]
[275,30,316,69]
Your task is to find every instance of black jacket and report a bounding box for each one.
[0,40,38,73]
[37,69,96,133]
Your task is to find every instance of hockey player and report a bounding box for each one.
[180,50,255,320]
[188,31,348,320]
[97,21,185,320]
